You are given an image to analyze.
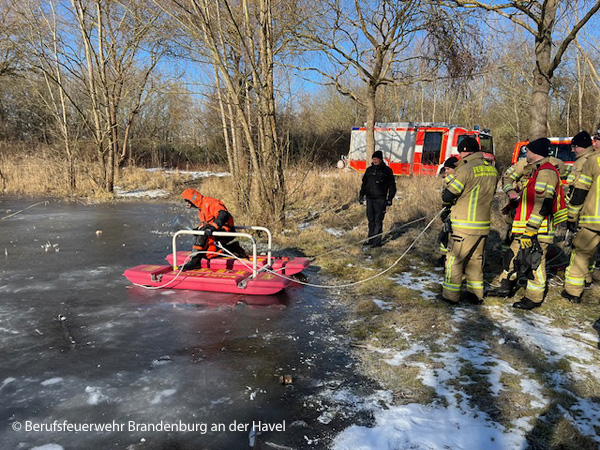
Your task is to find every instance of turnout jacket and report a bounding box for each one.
[181,188,234,231]
[359,162,396,202]
[443,152,498,235]
[566,146,595,191]
[502,157,568,197]
[569,153,600,231]
[511,159,566,243]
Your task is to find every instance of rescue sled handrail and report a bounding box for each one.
[172,230,258,277]
[235,225,272,266]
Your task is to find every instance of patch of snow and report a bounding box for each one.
[30,445,65,450]
[85,386,107,405]
[1,377,16,390]
[145,168,230,179]
[372,299,394,310]
[114,188,170,198]
[334,403,527,450]
[150,388,177,405]
[325,228,345,237]
[41,378,63,386]
[393,268,441,300]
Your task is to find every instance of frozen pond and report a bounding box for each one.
[0,198,375,449]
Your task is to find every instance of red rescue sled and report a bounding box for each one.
[164,251,310,276]
[123,227,309,295]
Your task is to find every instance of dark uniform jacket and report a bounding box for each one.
[359,163,397,202]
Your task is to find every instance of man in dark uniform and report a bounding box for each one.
[359,150,396,247]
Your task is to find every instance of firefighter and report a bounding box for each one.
[437,156,460,267]
[565,131,597,288]
[181,188,247,270]
[494,138,567,310]
[562,150,600,303]
[492,148,568,296]
[358,150,397,248]
[439,137,498,305]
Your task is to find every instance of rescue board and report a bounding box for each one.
[165,251,310,276]
[123,227,308,296]
[123,265,292,295]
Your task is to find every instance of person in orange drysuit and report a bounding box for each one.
[181,188,247,270]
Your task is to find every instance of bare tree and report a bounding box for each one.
[162,0,289,225]
[70,0,167,191]
[295,0,425,160]
[0,1,24,78]
[442,0,600,140]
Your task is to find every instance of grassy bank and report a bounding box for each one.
[3,157,599,446]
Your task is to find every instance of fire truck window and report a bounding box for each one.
[479,135,493,154]
[552,144,576,162]
[422,132,443,165]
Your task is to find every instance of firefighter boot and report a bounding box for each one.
[561,290,582,304]
[462,291,484,305]
[512,297,542,310]
[437,294,458,306]
[490,278,514,297]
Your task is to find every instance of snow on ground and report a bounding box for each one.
[332,268,600,450]
[115,169,230,198]
[393,265,442,300]
[114,188,170,198]
[145,168,229,179]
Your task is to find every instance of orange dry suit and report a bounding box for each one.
[181,188,235,259]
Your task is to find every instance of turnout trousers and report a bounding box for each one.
[565,227,600,297]
[443,231,487,302]
[366,198,387,246]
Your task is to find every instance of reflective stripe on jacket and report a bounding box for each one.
[445,152,498,235]
[511,160,566,239]
[571,154,600,231]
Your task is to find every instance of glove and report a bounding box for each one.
[203,226,216,236]
[566,221,578,233]
[386,200,392,206]
[358,197,365,205]
[440,208,451,222]
[520,231,536,249]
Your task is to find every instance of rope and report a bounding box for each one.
[131,250,222,290]
[218,211,442,290]
[309,216,427,260]
[133,211,441,291]
[1,201,49,220]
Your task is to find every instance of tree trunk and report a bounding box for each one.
[365,84,377,161]
[529,0,557,140]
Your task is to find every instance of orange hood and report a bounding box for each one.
[182,188,203,208]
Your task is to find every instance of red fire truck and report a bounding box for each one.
[340,122,494,175]
[511,137,574,165]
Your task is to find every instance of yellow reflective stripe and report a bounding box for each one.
[452,221,491,230]
[596,176,600,219]
[447,176,464,194]
[535,182,547,192]
[466,281,483,289]
[553,209,567,225]
[512,220,551,234]
[443,282,461,291]
[468,185,479,222]
[527,283,546,291]
[545,184,556,196]
[579,174,593,187]
[528,214,543,226]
